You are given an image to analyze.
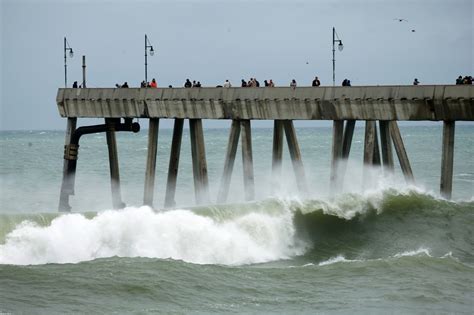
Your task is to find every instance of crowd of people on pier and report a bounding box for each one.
[455,75,473,85]
[72,74,473,89]
[104,75,342,89]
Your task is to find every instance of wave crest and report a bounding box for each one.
[0,206,307,266]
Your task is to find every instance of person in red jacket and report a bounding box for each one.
[150,78,157,88]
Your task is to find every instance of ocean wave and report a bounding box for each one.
[304,248,471,268]
[1,187,472,266]
[0,206,307,266]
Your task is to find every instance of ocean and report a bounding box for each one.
[0,123,473,314]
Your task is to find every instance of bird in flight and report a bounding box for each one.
[394,18,408,22]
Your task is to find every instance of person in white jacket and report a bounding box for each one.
[223,80,232,88]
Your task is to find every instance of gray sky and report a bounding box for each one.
[1,0,472,130]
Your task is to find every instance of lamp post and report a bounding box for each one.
[332,27,344,86]
[64,37,74,87]
[144,34,155,83]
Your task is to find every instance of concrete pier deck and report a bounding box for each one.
[57,85,474,121]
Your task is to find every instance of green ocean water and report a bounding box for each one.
[0,124,473,313]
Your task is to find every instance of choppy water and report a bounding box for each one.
[0,124,473,313]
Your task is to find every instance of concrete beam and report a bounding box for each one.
[57,85,474,121]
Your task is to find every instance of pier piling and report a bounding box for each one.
[217,120,241,203]
[164,119,184,208]
[373,125,381,165]
[144,118,159,207]
[283,120,308,195]
[440,121,455,199]
[58,117,77,212]
[342,120,355,159]
[363,120,376,165]
[379,121,394,170]
[241,120,255,201]
[105,119,125,209]
[330,120,344,192]
[389,121,414,183]
[190,119,210,204]
[271,120,284,183]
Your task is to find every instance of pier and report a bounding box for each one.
[56,85,473,211]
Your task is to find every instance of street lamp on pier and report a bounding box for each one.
[332,27,344,86]
[144,34,155,84]
[64,37,74,87]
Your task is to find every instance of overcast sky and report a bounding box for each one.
[0,0,472,130]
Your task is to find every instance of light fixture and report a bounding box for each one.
[332,27,344,86]
[338,41,344,51]
[64,37,74,87]
[145,34,155,83]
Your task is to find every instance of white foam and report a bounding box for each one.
[317,255,361,266]
[393,247,431,258]
[0,206,308,266]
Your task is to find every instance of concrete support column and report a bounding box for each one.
[283,120,308,195]
[389,121,415,183]
[105,118,125,209]
[58,117,77,212]
[241,120,255,201]
[189,119,210,204]
[143,118,159,207]
[342,120,356,159]
[217,120,241,203]
[330,120,344,192]
[379,121,394,171]
[272,120,284,178]
[440,121,455,199]
[164,119,183,208]
[363,120,376,165]
[373,124,381,165]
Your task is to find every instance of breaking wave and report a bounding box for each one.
[0,188,473,266]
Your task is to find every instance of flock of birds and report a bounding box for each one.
[394,18,416,32]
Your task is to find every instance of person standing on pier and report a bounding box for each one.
[150,78,157,88]
[413,78,420,85]
[264,80,269,87]
[241,79,247,87]
[290,79,297,89]
[72,81,78,88]
[184,79,192,88]
[223,80,232,88]
[312,76,321,86]
[269,79,275,87]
